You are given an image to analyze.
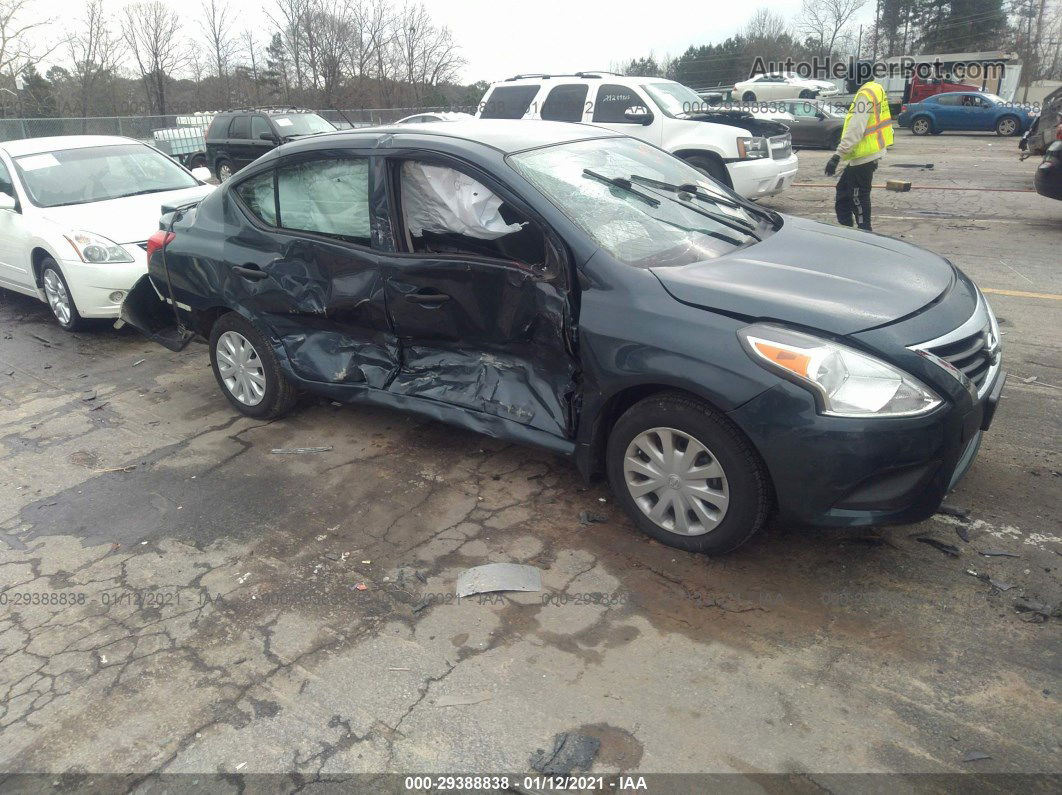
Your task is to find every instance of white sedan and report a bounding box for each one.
[0,135,215,330]
[733,73,840,102]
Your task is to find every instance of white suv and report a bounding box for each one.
[476,74,798,199]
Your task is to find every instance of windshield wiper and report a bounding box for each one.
[629,173,781,230]
[582,169,660,207]
[627,175,762,241]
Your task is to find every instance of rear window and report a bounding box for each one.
[481,86,540,119]
[541,84,588,122]
[207,115,231,139]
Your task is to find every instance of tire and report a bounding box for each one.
[40,259,85,332]
[741,91,756,102]
[606,392,771,555]
[995,115,1019,137]
[683,154,729,187]
[209,312,298,419]
[189,154,207,170]
[911,116,933,136]
[798,89,815,99]
[215,159,233,181]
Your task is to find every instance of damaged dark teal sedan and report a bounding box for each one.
[121,120,1005,554]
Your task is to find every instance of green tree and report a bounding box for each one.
[20,64,56,117]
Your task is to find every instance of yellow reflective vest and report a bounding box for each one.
[841,81,894,161]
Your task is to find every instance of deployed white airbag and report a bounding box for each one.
[401,161,524,240]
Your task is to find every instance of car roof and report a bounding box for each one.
[280,119,622,156]
[0,135,140,157]
[493,74,676,89]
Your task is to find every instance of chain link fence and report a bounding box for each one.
[0,107,452,169]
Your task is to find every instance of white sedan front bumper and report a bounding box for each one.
[53,246,148,319]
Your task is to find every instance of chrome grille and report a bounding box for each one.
[770,135,792,160]
[910,291,1001,398]
[926,329,992,389]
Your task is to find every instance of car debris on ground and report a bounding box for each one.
[270,446,334,454]
[455,563,542,598]
[915,536,962,557]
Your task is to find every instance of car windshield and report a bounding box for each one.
[642,82,706,118]
[509,137,772,268]
[272,113,335,136]
[13,143,198,208]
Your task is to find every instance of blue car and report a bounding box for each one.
[898,92,1035,137]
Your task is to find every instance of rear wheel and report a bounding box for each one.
[911,116,933,136]
[209,312,298,418]
[41,259,84,332]
[798,89,815,99]
[995,115,1019,136]
[215,159,233,181]
[606,392,771,555]
[742,91,757,103]
[683,154,729,186]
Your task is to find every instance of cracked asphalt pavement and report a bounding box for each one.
[0,132,1059,787]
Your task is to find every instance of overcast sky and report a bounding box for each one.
[34,0,826,83]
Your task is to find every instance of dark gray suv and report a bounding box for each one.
[204,108,335,181]
[121,120,1005,555]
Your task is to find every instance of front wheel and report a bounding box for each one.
[209,312,298,418]
[41,260,84,331]
[995,116,1019,136]
[741,91,756,103]
[911,116,933,136]
[606,392,771,555]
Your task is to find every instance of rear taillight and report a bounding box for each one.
[145,230,175,262]
[900,104,907,113]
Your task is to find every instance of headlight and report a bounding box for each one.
[63,230,134,263]
[739,324,942,417]
[737,136,769,159]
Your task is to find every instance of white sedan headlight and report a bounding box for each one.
[739,324,942,417]
[63,230,134,263]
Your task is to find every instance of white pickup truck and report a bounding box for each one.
[477,73,798,199]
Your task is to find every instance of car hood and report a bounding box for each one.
[650,215,955,336]
[39,184,215,244]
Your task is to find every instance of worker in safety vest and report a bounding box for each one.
[824,78,893,231]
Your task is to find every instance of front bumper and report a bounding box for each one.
[728,366,1005,527]
[55,250,148,319]
[727,153,799,198]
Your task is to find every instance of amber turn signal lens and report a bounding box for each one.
[751,341,811,378]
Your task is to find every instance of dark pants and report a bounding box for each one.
[835,160,878,231]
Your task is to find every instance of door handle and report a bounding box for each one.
[233,264,269,281]
[404,290,450,306]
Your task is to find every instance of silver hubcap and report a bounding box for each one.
[216,331,266,406]
[999,119,1015,135]
[624,427,730,536]
[43,269,72,325]
[219,163,231,180]
[914,120,928,133]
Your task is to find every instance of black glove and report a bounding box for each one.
[825,154,840,176]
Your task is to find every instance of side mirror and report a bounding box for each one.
[259,131,278,142]
[0,192,16,211]
[623,106,654,125]
[190,166,211,182]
